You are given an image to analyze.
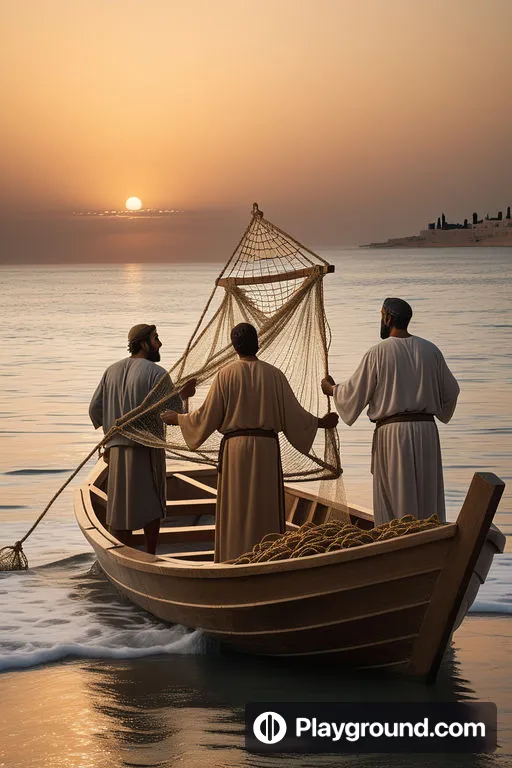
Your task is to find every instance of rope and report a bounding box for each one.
[0,427,116,571]
[229,514,442,564]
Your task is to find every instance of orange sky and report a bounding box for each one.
[0,0,511,261]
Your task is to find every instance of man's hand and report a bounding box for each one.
[318,411,339,429]
[160,409,179,426]
[179,377,197,399]
[321,375,336,397]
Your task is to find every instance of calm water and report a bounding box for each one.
[0,247,511,764]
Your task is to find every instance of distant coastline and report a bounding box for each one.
[362,205,512,248]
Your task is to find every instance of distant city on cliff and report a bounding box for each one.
[363,205,512,248]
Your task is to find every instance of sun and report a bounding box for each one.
[125,196,142,211]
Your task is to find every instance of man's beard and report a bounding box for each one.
[147,347,161,362]
[380,319,391,339]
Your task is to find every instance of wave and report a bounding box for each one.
[0,627,211,673]
[4,468,71,475]
[0,560,216,674]
[469,600,512,615]
[34,552,96,570]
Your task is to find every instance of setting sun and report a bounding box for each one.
[125,197,142,211]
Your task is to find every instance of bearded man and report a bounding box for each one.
[161,323,338,562]
[89,324,195,554]
[322,298,460,525]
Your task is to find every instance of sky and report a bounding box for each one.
[0,0,511,262]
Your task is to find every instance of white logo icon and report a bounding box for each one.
[253,711,288,744]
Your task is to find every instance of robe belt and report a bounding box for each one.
[217,429,278,474]
[371,412,435,454]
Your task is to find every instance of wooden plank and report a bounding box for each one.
[86,458,108,487]
[159,524,215,543]
[306,501,318,523]
[79,488,120,545]
[284,484,368,525]
[83,524,122,552]
[165,460,216,475]
[286,496,300,523]
[166,498,216,507]
[164,498,216,518]
[172,473,218,495]
[139,570,439,633]
[207,603,426,654]
[89,486,107,508]
[408,472,505,680]
[259,635,416,666]
[74,489,95,531]
[183,468,217,487]
[162,550,215,561]
[216,264,334,287]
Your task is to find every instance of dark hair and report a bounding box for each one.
[383,297,413,330]
[230,323,259,355]
[128,333,152,355]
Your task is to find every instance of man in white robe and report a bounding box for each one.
[89,324,194,553]
[161,323,338,562]
[322,298,460,525]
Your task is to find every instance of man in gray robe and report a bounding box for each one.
[89,324,194,553]
[322,298,460,525]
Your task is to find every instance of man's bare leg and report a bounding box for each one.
[144,518,160,555]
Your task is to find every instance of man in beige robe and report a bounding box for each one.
[89,324,194,553]
[161,323,338,562]
[322,298,460,525]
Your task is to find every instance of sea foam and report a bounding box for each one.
[469,553,512,614]
[0,557,209,673]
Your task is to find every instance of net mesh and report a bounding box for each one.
[114,204,342,482]
[0,543,28,570]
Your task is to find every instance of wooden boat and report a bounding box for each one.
[75,460,505,681]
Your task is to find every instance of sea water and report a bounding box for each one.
[0,248,510,765]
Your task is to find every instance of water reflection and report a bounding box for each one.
[122,262,143,292]
[79,645,503,768]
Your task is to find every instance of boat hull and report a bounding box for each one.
[75,462,505,679]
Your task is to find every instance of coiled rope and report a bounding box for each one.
[229,514,442,564]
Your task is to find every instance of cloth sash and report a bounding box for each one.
[371,412,435,455]
[217,428,279,475]
[374,412,435,430]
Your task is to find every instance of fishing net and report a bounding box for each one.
[0,542,28,570]
[114,203,342,481]
[0,203,342,571]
